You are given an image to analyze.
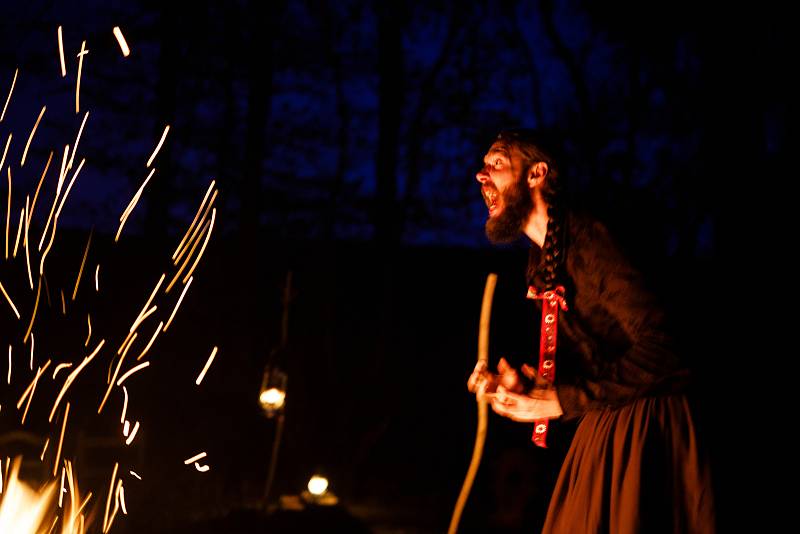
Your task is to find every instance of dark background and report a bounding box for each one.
[1,0,786,532]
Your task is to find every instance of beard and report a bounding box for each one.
[485,177,532,244]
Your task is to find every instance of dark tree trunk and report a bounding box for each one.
[375,0,404,245]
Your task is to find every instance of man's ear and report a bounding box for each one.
[526,162,549,187]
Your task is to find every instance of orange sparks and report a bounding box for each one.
[60,290,66,315]
[19,360,52,425]
[131,273,165,332]
[70,490,93,532]
[113,27,131,57]
[129,306,156,334]
[120,385,128,423]
[99,335,137,414]
[163,276,192,332]
[123,420,129,437]
[174,189,217,267]
[23,275,41,343]
[39,211,57,274]
[40,158,87,276]
[67,110,90,171]
[5,167,10,260]
[166,218,209,294]
[24,197,33,289]
[172,180,215,261]
[120,168,157,222]
[85,314,92,346]
[183,208,216,284]
[129,471,141,480]
[58,468,65,507]
[125,421,140,445]
[121,333,138,360]
[0,281,20,319]
[55,157,86,219]
[115,167,156,242]
[72,228,93,300]
[146,125,170,167]
[106,479,123,532]
[38,143,69,251]
[116,361,150,387]
[52,362,72,380]
[57,26,66,77]
[102,462,118,533]
[22,195,33,289]
[117,329,136,355]
[118,483,128,514]
[195,346,218,386]
[50,339,104,421]
[30,150,53,223]
[12,207,24,257]
[184,452,207,465]
[21,105,47,166]
[75,41,88,113]
[6,345,10,384]
[16,359,52,409]
[95,264,100,291]
[40,437,50,460]
[65,460,75,520]
[194,462,210,473]
[0,133,12,174]
[136,321,163,361]
[1,68,17,122]
[29,332,34,370]
[53,402,70,476]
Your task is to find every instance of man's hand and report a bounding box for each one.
[467,357,526,398]
[490,385,563,422]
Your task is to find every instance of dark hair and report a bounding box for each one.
[495,129,567,290]
[495,129,562,207]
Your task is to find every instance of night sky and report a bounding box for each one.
[0,1,786,532]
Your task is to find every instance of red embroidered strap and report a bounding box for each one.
[526,285,567,447]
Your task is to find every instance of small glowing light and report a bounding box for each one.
[258,366,287,416]
[307,475,328,496]
[259,388,285,410]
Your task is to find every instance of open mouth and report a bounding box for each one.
[482,187,498,214]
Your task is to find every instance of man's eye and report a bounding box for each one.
[494,159,503,167]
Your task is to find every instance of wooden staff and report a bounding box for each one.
[448,273,497,534]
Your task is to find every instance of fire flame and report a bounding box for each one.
[0,458,56,533]
[0,458,93,534]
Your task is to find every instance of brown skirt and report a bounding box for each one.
[541,395,715,534]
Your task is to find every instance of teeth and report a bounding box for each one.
[481,187,500,209]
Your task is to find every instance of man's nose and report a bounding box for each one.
[476,166,489,183]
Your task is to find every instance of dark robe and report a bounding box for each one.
[527,212,715,534]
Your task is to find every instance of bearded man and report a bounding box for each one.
[467,130,716,533]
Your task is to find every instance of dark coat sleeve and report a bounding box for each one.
[555,217,689,419]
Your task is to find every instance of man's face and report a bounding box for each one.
[475,142,532,243]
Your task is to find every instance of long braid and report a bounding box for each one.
[525,206,565,289]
